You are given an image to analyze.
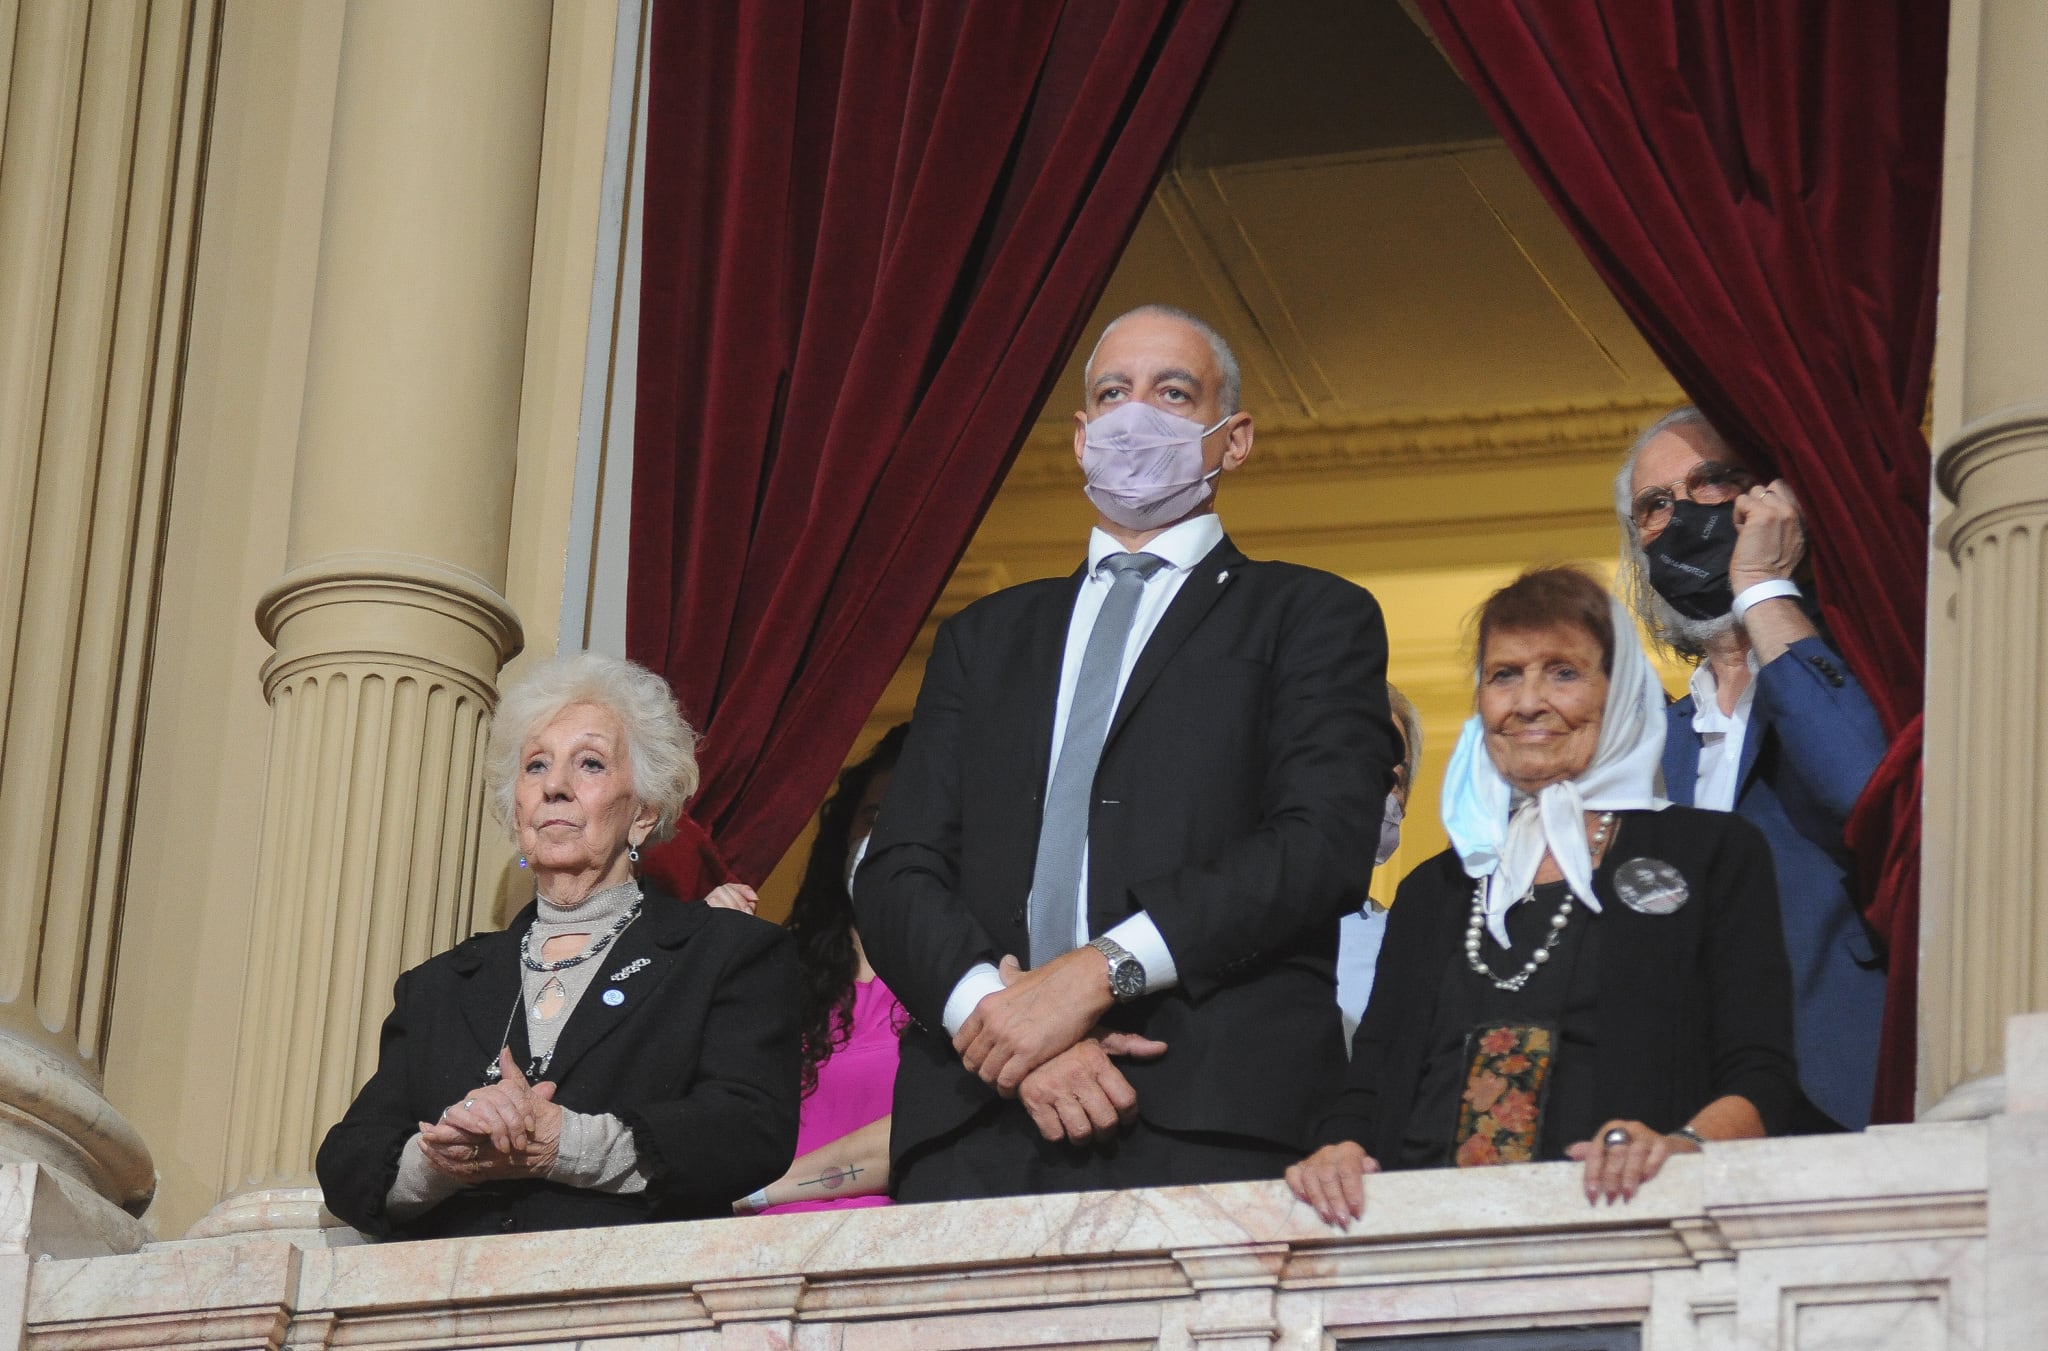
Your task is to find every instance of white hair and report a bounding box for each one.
[1612,406,1740,662]
[484,652,700,844]
[1083,304,1242,415]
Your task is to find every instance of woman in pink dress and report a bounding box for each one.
[709,726,909,1214]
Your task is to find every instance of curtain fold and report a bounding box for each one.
[1412,0,1946,1122]
[631,0,1239,900]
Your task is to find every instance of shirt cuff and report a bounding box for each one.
[1732,577,1801,623]
[942,963,1006,1037]
[546,1107,649,1193]
[385,1133,468,1224]
[1104,913,1179,993]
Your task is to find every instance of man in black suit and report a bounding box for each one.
[856,304,1397,1200]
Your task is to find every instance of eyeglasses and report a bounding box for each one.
[1630,460,1757,536]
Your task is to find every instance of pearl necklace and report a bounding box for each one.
[1464,813,1615,993]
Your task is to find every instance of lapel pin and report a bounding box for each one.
[610,957,651,983]
[1217,570,1230,584]
[602,988,626,1007]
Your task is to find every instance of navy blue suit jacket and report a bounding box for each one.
[1663,635,1886,1128]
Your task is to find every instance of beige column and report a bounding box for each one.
[0,0,219,1218]
[1920,0,2048,1119]
[196,1,549,1235]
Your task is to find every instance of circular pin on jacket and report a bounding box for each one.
[602,988,625,1006]
[1613,858,1689,915]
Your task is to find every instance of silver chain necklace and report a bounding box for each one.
[1464,813,1615,993]
[520,891,642,972]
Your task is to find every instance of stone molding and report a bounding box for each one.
[13,1117,2007,1350]
[1933,398,2048,547]
[0,1047,151,1221]
[255,552,525,695]
[1003,396,1680,491]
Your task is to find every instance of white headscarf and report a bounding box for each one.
[1440,595,1669,947]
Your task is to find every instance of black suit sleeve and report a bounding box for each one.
[1698,816,1802,1133]
[1134,577,1395,999]
[1315,861,1434,1152]
[854,617,1005,1029]
[616,922,802,1211]
[316,968,430,1238]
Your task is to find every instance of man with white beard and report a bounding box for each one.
[1614,407,1887,1132]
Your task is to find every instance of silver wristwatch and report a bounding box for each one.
[1087,935,1146,1003]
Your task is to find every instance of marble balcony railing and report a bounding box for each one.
[3,1108,2023,1351]
[11,1013,2048,1351]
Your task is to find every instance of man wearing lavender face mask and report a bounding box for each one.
[856,304,1397,1200]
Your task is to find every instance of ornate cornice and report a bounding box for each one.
[1005,394,1682,490]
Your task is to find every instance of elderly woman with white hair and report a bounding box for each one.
[318,653,801,1239]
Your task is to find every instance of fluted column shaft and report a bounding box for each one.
[1922,0,2048,1118]
[0,0,217,1214]
[207,1,548,1230]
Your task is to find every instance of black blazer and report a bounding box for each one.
[317,885,801,1239]
[856,535,1398,1159]
[1317,807,1801,1159]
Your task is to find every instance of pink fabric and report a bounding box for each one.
[757,977,906,1214]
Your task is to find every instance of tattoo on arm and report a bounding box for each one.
[797,1164,864,1192]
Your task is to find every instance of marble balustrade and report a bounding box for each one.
[13,1011,2048,1351]
[0,1111,2016,1351]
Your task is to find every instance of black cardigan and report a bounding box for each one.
[316,885,801,1239]
[1317,806,1801,1159]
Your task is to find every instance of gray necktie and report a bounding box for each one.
[1027,551,1166,969]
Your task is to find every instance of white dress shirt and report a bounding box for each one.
[1689,651,1760,812]
[1334,900,1387,1048]
[941,514,1225,1035]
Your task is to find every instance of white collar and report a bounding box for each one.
[1085,513,1225,575]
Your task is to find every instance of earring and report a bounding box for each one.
[517,855,528,869]
[628,843,641,864]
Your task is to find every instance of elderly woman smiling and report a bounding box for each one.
[1287,566,1800,1226]
[317,653,801,1239]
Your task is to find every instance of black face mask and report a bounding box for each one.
[1645,499,1737,620]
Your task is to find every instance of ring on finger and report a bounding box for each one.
[1603,1127,1631,1148]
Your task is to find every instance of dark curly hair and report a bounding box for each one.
[786,723,911,1097]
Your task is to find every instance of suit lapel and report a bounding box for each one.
[535,895,708,1085]
[1104,537,1246,747]
[1661,699,1699,806]
[1023,568,1087,796]
[1734,702,1769,799]
[455,917,527,1070]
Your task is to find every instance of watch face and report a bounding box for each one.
[1110,959,1145,999]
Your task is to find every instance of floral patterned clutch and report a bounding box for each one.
[1452,1022,1557,1167]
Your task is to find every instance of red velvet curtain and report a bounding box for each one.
[1411,1,1946,1122]
[630,1,1240,900]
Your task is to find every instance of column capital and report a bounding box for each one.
[255,552,523,696]
[1936,398,2048,507]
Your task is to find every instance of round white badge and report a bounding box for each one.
[602,988,625,1007]
[1613,858,1690,915]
